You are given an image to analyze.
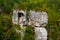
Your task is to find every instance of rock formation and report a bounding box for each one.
[12,10,27,40]
[29,10,48,40]
[12,10,48,40]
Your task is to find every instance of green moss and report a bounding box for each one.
[24,26,35,40]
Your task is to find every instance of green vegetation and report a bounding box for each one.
[0,0,60,40]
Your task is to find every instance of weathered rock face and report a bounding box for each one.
[29,10,48,40]
[29,10,48,27]
[12,10,27,26]
[12,10,18,24]
[12,10,27,40]
[35,27,47,40]
[12,10,48,40]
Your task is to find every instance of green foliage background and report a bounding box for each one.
[0,0,60,40]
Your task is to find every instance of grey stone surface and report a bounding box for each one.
[12,10,27,40]
[29,10,48,27]
[29,10,48,40]
[12,10,27,26]
[12,10,48,40]
[35,27,47,40]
